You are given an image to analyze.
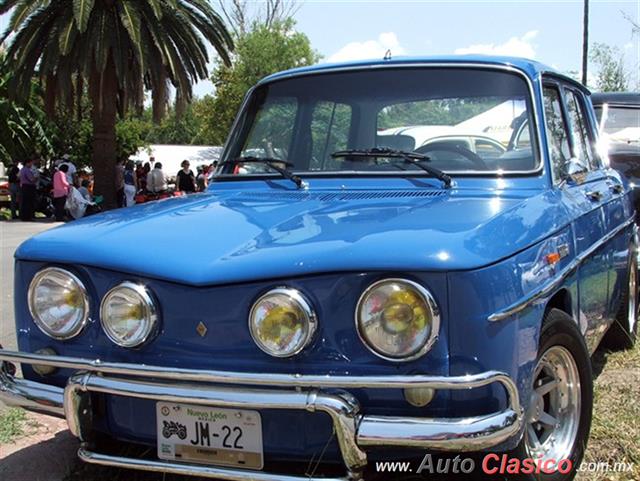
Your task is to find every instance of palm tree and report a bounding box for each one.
[1,0,233,206]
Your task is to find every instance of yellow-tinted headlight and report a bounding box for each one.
[356,278,440,361]
[100,282,159,348]
[249,288,317,357]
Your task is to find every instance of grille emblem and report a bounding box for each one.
[196,322,208,337]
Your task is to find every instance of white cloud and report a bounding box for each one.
[454,30,539,59]
[328,32,406,63]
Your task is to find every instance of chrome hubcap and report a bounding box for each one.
[629,261,637,334]
[525,346,581,461]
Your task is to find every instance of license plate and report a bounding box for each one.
[156,402,263,470]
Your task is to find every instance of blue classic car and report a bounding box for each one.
[1,56,637,480]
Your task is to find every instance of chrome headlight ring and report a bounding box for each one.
[355,278,440,362]
[249,287,318,358]
[100,281,159,348]
[27,267,90,340]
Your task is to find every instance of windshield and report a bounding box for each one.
[594,106,640,143]
[222,67,539,177]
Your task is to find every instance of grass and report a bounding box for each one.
[577,342,640,481]
[0,407,27,444]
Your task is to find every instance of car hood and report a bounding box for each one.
[16,187,565,285]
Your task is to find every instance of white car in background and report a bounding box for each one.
[378,125,506,156]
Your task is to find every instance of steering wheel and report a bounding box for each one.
[415,143,488,170]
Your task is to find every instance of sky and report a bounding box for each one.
[1,0,638,97]
[204,0,640,95]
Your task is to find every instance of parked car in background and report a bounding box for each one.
[377,126,507,161]
[1,57,637,481]
[592,92,640,219]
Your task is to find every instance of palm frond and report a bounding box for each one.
[3,0,234,124]
[0,0,22,16]
[117,0,145,73]
[58,16,76,55]
[91,7,109,73]
[72,0,95,33]
[147,0,164,20]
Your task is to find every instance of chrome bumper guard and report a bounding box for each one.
[0,350,523,480]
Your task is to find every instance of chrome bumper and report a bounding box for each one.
[0,350,523,480]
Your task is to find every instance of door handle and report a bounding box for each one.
[585,190,603,202]
[609,183,624,194]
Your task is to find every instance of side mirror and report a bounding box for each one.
[566,157,588,185]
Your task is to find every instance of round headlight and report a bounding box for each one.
[249,288,317,358]
[28,267,89,340]
[356,278,440,361]
[100,282,158,348]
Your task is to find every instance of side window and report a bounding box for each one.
[241,97,297,161]
[543,86,571,182]
[565,90,597,170]
[310,101,352,170]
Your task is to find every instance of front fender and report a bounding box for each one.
[447,225,577,449]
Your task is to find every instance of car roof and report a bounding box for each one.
[258,55,588,92]
[591,92,640,107]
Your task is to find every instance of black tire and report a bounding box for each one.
[511,308,593,481]
[605,246,638,350]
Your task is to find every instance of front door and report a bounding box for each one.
[543,83,611,349]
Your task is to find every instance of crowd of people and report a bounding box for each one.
[113,157,218,207]
[7,157,39,221]
[5,154,219,222]
[7,154,98,222]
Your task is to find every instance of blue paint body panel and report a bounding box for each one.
[12,57,636,465]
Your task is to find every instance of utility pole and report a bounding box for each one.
[581,0,589,86]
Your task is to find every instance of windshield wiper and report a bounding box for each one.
[331,148,452,188]
[223,156,307,189]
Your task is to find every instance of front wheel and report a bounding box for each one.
[512,308,593,481]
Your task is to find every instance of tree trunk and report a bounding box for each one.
[581,0,589,86]
[89,62,118,209]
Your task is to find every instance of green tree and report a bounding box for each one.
[1,0,233,207]
[203,19,320,145]
[192,94,217,144]
[144,102,202,145]
[0,58,53,164]
[116,116,151,161]
[590,43,628,92]
[42,94,151,168]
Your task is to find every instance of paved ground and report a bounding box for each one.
[0,219,63,351]
[0,218,78,481]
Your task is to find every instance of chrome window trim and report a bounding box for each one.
[248,287,318,358]
[99,281,159,348]
[218,62,546,178]
[489,215,635,322]
[27,267,90,340]
[355,278,441,362]
[540,80,574,186]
